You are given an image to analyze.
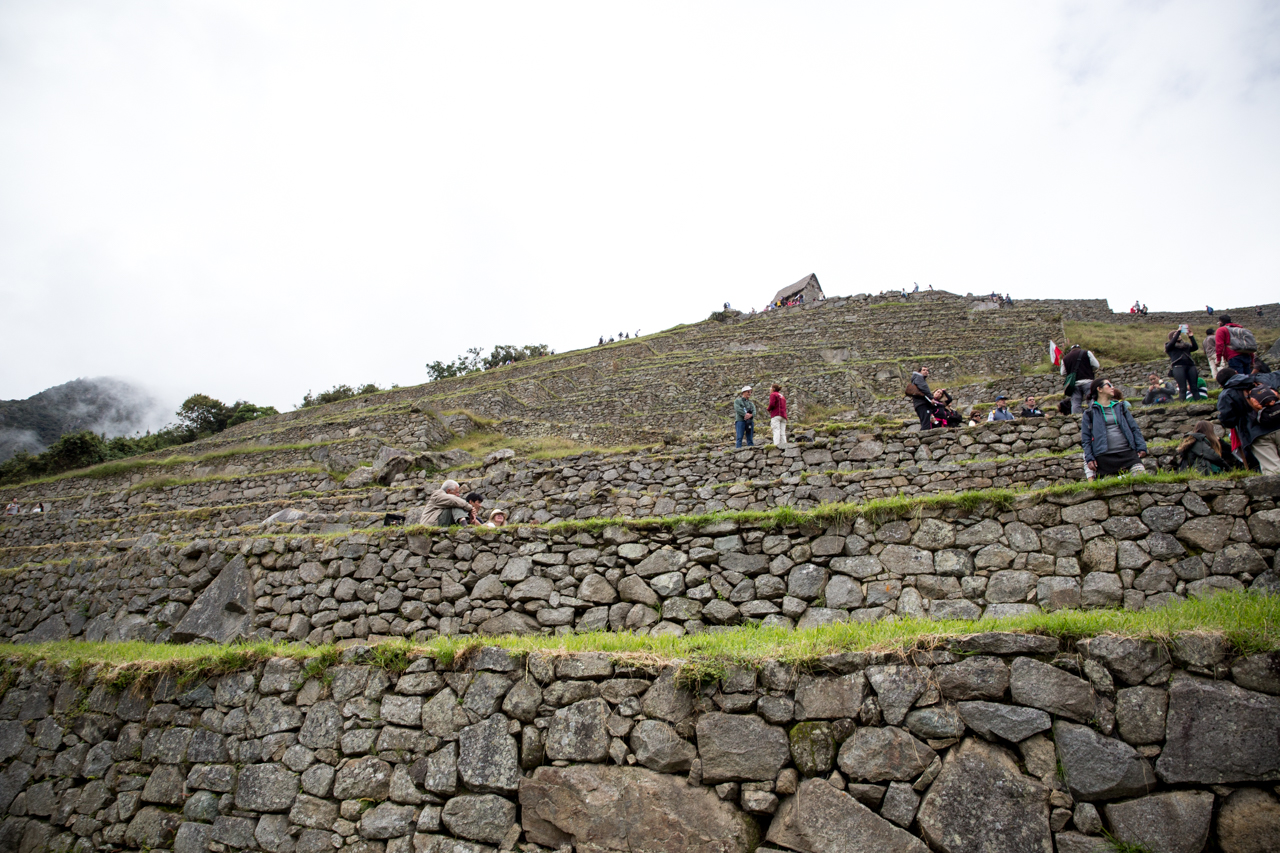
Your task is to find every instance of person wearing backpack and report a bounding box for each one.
[905,367,935,430]
[1216,367,1280,474]
[1215,314,1258,377]
[1061,344,1100,414]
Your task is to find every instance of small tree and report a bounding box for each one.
[226,402,280,427]
[426,347,485,381]
[176,394,233,434]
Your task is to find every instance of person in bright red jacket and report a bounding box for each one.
[1215,314,1255,376]
[767,384,788,448]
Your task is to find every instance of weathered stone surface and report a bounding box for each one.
[126,806,183,849]
[766,778,926,853]
[1103,791,1214,853]
[171,554,255,644]
[235,763,300,812]
[794,673,866,720]
[957,701,1050,743]
[1231,652,1280,695]
[866,666,927,727]
[1078,636,1167,685]
[442,795,517,844]
[545,698,609,763]
[333,756,393,800]
[788,722,835,778]
[173,821,214,853]
[630,720,696,773]
[837,726,937,782]
[1157,675,1280,783]
[641,668,694,723]
[1215,787,1280,853]
[986,570,1036,603]
[299,701,342,749]
[904,705,965,740]
[1115,686,1168,745]
[359,802,418,840]
[1009,658,1095,722]
[1054,722,1156,801]
[935,657,1009,701]
[458,716,521,794]
[1176,515,1234,552]
[916,738,1051,853]
[696,713,791,783]
[520,765,758,853]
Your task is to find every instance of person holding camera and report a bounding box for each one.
[1166,326,1204,401]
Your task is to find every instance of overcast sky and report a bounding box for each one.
[2,1,1277,420]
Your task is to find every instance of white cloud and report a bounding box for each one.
[1,1,1276,410]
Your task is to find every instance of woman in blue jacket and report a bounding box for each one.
[1082,379,1148,479]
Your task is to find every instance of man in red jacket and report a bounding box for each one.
[1215,314,1255,376]
[767,384,788,448]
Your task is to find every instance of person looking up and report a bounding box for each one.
[1082,379,1148,479]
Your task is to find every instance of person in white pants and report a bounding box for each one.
[767,384,788,448]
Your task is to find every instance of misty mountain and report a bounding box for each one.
[0,377,170,461]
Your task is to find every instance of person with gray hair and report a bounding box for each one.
[421,479,475,526]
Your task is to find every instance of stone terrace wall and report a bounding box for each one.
[1,640,1278,853]
[3,476,1278,647]
[0,404,1221,559]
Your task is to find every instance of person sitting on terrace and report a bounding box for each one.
[1019,396,1044,418]
[485,508,507,528]
[4,499,18,516]
[465,492,486,524]
[1142,374,1176,405]
[1177,421,1233,475]
[422,480,475,526]
[930,389,961,427]
[967,408,985,427]
[988,396,1015,421]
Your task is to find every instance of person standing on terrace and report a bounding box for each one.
[767,384,788,448]
[734,386,757,448]
[908,367,934,431]
[1082,379,1148,480]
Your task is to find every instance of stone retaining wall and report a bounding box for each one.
[1,640,1278,853]
[3,476,1278,647]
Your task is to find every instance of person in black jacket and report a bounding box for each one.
[1062,344,1099,414]
[908,367,934,430]
[1165,327,1204,401]
[1217,367,1280,474]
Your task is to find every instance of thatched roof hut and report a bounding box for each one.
[771,274,824,306]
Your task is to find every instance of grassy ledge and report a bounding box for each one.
[1,592,1274,688]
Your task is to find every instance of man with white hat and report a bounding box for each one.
[734,386,757,448]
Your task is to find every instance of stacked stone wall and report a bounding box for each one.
[1,640,1278,853]
[3,476,1277,647]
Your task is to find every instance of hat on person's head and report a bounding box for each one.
[740,386,752,393]
[995,395,1007,401]
[490,508,506,520]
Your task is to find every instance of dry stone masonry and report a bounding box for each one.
[3,476,1278,646]
[1,639,1278,853]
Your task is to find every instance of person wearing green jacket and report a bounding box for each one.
[734,386,757,448]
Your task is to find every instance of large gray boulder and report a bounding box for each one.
[373,446,415,485]
[866,666,928,726]
[1157,674,1280,783]
[1054,722,1156,801]
[916,738,1051,853]
[1103,791,1214,853]
[957,701,1050,743]
[441,795,517,844]
[696,713,791,783]
[171,555,255,644]
[766,778,927,853]
[520,765,758,853]
[794,673,867,719]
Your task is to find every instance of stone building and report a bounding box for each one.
[771,273,824,307]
